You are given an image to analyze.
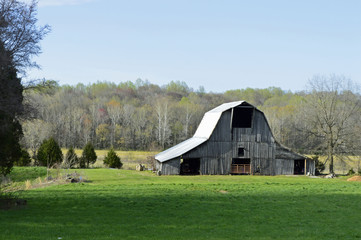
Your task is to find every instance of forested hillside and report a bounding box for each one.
[22,78,361,161]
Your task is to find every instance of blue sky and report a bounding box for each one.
[26,0,361,93]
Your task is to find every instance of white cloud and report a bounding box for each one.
[35,0,95,7]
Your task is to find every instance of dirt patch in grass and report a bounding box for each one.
[219,190,228,194]
[347,176,361,182]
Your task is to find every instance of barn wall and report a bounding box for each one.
[184,141,232,175]
[182,108,276,175]
[232,110,275,175]
[208,110,232,142]
[157,158,180,175]
[274,159,294,175]
[182,111,233,175]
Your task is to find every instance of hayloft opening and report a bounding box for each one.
[232,107,253,128]
[180,158,200,175]
[294,160,305,175]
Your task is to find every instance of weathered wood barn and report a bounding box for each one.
[155,101,315,175]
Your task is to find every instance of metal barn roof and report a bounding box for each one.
[155,137,208,162]
[155,101,248,162]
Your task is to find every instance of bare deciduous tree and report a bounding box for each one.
[301,75,361,173]
[154,97,171,149]
[22,119,52,158]
[0,0,50,71]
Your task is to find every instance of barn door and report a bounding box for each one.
[294,160,305,175]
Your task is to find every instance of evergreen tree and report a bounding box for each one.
[0,42,23,175]
[103,148,122,169]
[80,142,97,168]
[0,0,49,175]
[37,138,63,167]
[14,149,31,166]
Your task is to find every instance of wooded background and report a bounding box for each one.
[22,77,361,164]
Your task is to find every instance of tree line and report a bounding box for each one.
[22,76,361,174]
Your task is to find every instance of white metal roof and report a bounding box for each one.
[155,137,208,162]
[194,101,245,139]
[155,101,247,162]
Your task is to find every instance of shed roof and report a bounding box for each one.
[275,142,305,160]
[155,137,207,162]
[155,101,249,162]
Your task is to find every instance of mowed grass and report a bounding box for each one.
[2,170,361,240]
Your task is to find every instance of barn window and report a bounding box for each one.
[238,148,245,157]
[232,107,253,128]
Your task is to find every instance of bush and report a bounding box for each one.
[80,142,97,168]
[347,168,355,176]
[104,148,122,169]
[14,149,31,166]
[64,147,78,169]
[37,138,63,167]
[313,156,325,175]
[0,115,22,176]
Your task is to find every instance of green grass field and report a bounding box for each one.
[1,168,361,239]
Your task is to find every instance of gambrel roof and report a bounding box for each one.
[155,101,250,162]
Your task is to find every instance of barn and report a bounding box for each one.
[155,101,315,175]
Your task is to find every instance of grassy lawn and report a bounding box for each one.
[1,169,361,239]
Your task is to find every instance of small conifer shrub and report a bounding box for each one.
[104,148,122,169]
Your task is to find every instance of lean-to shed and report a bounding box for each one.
[155,101,315,175]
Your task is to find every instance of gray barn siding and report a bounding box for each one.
[274,159,294,175]
[184,141,232,175]
[156,102,312,176]
[158,158,180,175]
[209,110,232,142]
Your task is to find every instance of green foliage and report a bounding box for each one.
[103,148,122,169]
[64,147,78,168]
[165,80,190,96]
[0,42,23,176]
[8,167,47,182]
[0,115,22,176]
[37,138,63,167]
[14,149,31,166]
[347,168,355,176]
[80,142,97,168]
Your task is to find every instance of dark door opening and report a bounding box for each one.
[180,158,200,175]
[231,158,251,174]
[294,160,305,175]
